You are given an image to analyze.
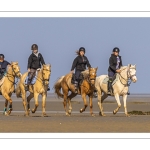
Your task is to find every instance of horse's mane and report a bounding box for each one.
[81,69,89,79]
[120,66,127,70]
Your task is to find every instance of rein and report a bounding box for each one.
[4,65,20,85]
[35,69,50,85]
[118,66,136,87]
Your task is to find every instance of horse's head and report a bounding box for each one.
[127,64,137,83]
[88,67,98,86]
[9,62,21,78]
[41,64,51,85]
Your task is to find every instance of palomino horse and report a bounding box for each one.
[95,64,137,117]
[16,64,51,116]
[54,67,98,116]
[0,62,21,115]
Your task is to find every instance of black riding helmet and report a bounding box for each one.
[113,47,120,53]
[0,54,4,58]
[79,47,85,53]
[31,44,38,50]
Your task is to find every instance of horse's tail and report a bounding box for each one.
[16,81,21,98]
[53,76,65,98]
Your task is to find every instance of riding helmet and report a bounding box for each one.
[0,54,5,58]
[31,44,38,50]
[79,47,85,53]
[113,47,120,53]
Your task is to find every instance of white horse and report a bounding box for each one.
[95,64,137,117]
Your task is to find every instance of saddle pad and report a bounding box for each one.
[0,76,5,86]
[25,71,38,85]
[102,74,119,85]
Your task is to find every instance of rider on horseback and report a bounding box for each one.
[25,44,50,91]
[107,47,122,95]
[0,54,10,79]
[70,47,97,97]
[0,54,10,95]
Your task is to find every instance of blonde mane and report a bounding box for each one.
[81,69,89,79]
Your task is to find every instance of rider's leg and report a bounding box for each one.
[25,69,36,91]
[108,71,115,95]
[74,70,81,93]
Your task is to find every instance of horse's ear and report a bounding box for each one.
[96,67,98,71]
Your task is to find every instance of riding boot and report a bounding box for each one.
[74,81,78,94]
[47,85,50,91]
[93,88,98,98]
[25,78,31,91]
[107,77,113,95]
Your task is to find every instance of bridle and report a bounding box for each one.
[119,66,136,87]
[35,68,51,85]
[4,64,20,85]
[87,71,97,87]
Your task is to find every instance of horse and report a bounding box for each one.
[53,67,98,116]
[0,62,21,116]
[95,64,137,117]
[16,64,51,116]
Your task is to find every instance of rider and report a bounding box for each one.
[26,44,50,91]
[107,47,122,95]
[0,54,10,95]
[70,47,97,97]
[0,54,10,78]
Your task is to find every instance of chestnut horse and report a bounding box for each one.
[0,62,21,116]
[16,64,51,116]
[54,67,98,116]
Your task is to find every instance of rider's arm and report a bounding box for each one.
[109,57,117,72]
[71,57,78,71]
[40,53,45,65]
[86,57,91,68]
[27,55,32,70]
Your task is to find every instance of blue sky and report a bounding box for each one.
[0,17,149,94]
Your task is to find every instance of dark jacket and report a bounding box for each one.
[27,53,45,69]
[71,55,91,71]
[0,60,10,73]
[108,54,122,73]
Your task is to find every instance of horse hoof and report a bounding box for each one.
[80,109,83,113]
[31,109,35,113]
[42,113,48,117]
[126,114,130,117]
[24,114,29,117]
[68,110,72,114]
[91,113,95,117]
[113,110,116,115]
[66,113,71,116]
[7,110,11,115]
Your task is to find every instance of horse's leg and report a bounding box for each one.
[123,94,130,117]
[100,93,108,116]
[27,93,34,115]
[2,93,13,116]
[89,94,95,117]
[21,88,29,116]
[31,92,39,114]
[63,90,69,116]
[80,93,88,113]
[41,92,47,117]
[113,94,121,115]
[67,92,77,115]
[3,99,8,115]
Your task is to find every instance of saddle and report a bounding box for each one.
[102,74,119,85]
[71,73,84,86]
[24,72,37,85]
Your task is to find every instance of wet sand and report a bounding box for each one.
[0,93,150,133]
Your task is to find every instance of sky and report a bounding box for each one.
[0,17,149,94]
